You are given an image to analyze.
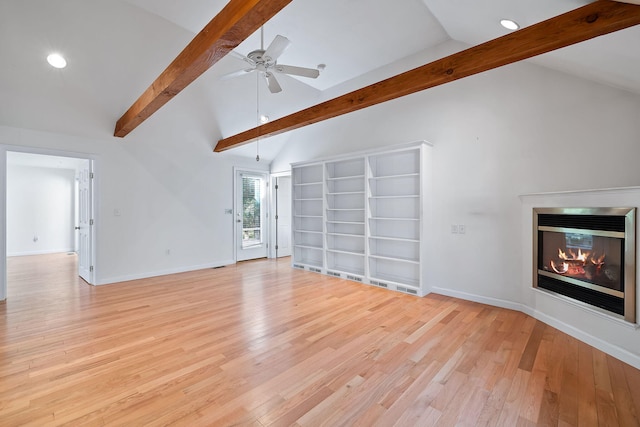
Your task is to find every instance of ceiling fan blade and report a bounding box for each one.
[243,56,257,67]
[274,64,320,79]
[263,35,290,62]
[228,50,247,61]
[264,72,282,93]
[220,68,254,80]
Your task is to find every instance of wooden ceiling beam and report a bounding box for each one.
[214,0,640,152]
[114,0,292,138]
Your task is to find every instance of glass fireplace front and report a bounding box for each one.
[538,230,624,293]
[533,207,636,322]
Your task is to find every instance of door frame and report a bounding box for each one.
[76,159,95,284]
[269,171,291,259]
[233,167,270,262]
[0,144,98,301]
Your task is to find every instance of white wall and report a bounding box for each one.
[0,123,270,286]
[0,1,272,295]
[7,164,75,256]
[271,44,640,366]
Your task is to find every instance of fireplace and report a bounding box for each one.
[533,207,636,322]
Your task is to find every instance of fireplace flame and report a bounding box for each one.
[553,247,606,276]
[558,248,589,262]
[550,260,569,274]
[590,253,606,266]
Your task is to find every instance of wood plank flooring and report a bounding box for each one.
[1,253,639,426]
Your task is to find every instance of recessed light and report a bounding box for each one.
[500,19,520,31]
[47,53,67,69]
[260,114,269,124]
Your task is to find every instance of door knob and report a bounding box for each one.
[237,219,242,223]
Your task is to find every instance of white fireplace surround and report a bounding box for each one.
[519,187,640,369]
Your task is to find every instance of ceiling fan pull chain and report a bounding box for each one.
[256,69,260,162]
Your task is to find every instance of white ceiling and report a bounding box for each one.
[1,0,639,162]
[122,0,450,91]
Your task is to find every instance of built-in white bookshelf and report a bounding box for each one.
[292,163,324,270]
[325,157,366,278]
[291,141,432,295]
[368,149,421,290]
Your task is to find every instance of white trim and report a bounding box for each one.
[291,140,433,169]
[431,286,525,312]
[0,144,98,301]
[269,172,291,259]
[0,149,5,301]
[432,285,640,370]
[233,167,270,262]
[520,186,640,198]
[532,286,639,330]
[527,307,640,370]
[96,259,235,286]
[270,171,292,178]
[8,249,75,257]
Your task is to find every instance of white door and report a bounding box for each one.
[236,170,268,261]
[77,161,93,283]
[274,176,291,257]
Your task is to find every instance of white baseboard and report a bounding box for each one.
[431,286,640,370]
[527,308,640,370]
[431,286,525,312]
[95,259,236,286]
[8,248,75,257]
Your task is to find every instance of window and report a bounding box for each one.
[242,176,262,248]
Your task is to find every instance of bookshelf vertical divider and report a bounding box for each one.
[291,141,432,296]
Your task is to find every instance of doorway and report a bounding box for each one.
[235,169,269,262]
[271,174,291,258]
[1,147,96,301]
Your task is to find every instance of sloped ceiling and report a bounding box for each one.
[424,0,640,94]
[1,0,639,162]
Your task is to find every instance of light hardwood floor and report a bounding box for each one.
[1,254,640,426]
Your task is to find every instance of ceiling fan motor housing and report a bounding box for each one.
[228,35,320,93]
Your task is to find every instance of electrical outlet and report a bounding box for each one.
[458,224,466,234]
[451,225,458,234]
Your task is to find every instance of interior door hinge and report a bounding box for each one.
[275,245,279,250]
[90,172,94,179]
[90,266,94,272]
[90,219,94,226]
[275,184,279,190]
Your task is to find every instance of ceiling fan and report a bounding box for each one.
[223,28,321,93]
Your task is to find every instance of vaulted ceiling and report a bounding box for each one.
[1,0,639,161]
